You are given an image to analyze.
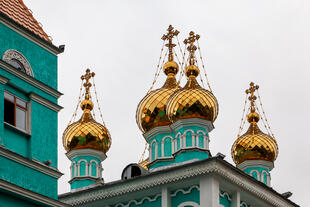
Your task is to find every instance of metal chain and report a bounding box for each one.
[257,90,275,138]
[197,40,213,92]
[147,48,168,94]
[147,41,166,93]
[237,94,249,137]
[67,82,83,126]
[138,142,149,163]
[92,77,107,127]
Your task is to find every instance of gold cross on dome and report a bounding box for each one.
[161,25,179,61]
[81,69,95,100]
[245,82,259,112]
[184,31,200,65]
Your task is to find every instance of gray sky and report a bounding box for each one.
[24,0,309,206]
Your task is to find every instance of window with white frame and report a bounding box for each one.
[4,91,28,131]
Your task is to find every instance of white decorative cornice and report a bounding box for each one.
[170,185,200,197]
[143,125,172,142]
[0,145,63,178]
[0,60,62,98]
[59,159,298,207]
[115,194,161,207]
[29,92,63,112]
[0,179,70,207]
[171,118,214,133]
[237,160,274,171]
[0,74,9,84]
[66,149,106,162]
[0,15,63,55]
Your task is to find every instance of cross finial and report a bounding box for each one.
[184,31,200,65]
[162,25,179,62]
[81,69,95,100]
[245,82,259,113]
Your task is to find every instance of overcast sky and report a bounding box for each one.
[23,0,309,206]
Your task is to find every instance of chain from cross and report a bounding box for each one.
[81,69,95,100]
[184,31,200,65]
[245,82,259,113]
[161,25,179,61]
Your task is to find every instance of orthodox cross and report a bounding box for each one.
[161,25,179,62]
[184,31,200,65]
[245,82,259,113]
[81,69,95,100]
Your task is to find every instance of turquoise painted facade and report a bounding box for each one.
[0,6,65,206]
[171,186,200,207]
[148,118,212,170]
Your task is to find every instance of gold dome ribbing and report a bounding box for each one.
[63,69,111,153]
[166,31,218,123]
[231,82,278,165]
[136,25,180,133]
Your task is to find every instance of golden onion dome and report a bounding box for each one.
[231,113,278,165]
[136,63,179,133]
[166,31,218,123]
[62,69,111,153]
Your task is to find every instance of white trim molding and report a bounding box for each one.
[0,74,9,84]
[0,145,62,178]
[0,179,69,207]
[30,92,63,112]
[66,149,106,162]
[2,49,33,77]
[0,60,62,98]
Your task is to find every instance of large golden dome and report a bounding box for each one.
[136,69,179,133]
[63,69,111,153]
[231,113,278,165]
[166,73,218,123]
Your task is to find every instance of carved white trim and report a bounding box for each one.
[60,159,297,207]
[143,125,172,142]
[170,185,200,197]
[171,118,214,132]
[237,160,274,171]
[240,201,250,207]
[114,194,161,207]
[66,149,106,162]
[220,191,232,201]
[2,49,33,76]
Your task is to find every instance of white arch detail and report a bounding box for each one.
[162,136,173,157]
[150,139,158,161]
[89,160,99,177]
[177,201,200,207]
[2,49,34,76]
[77,159,88,176]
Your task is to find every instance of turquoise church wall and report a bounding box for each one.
[70,155,101,190]
[0,156,58,199]
[171,186,200,207]
[0,23,58,89]
[149,121,211,170]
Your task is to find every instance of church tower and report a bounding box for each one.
[62,69,111,191]
[231,82,278,186]
[136,28,218,171]
[0,0,66,206]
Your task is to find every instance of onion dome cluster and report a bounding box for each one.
[231,83,278,165]
[63,69,111,153]
[136,29,219,133]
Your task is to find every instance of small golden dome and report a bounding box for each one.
[136,74,179,133]
[166,77,218,123]
[231,121,278,165]
[62,69,111,153]
[163,61,179,76]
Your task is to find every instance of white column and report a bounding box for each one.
[231,191,240,207]
[162,186,171,207]
[161,141,164,157]
[200,176,219,207]
[204,136,208,150]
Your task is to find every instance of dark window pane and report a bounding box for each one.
[8,59,26,73]
[4,99,14,125]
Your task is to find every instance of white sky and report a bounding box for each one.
[23,1,309,206]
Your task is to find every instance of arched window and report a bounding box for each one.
[176,133,181,150]
[90,161,98,177]
[261,171,268,184]
[2,49,33,76]
[163,137,172,157]
[250,170,259,180]
[79,161,86,176]
[197,132,204,148]
[151,140,157,161]
[184,130,194,147]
